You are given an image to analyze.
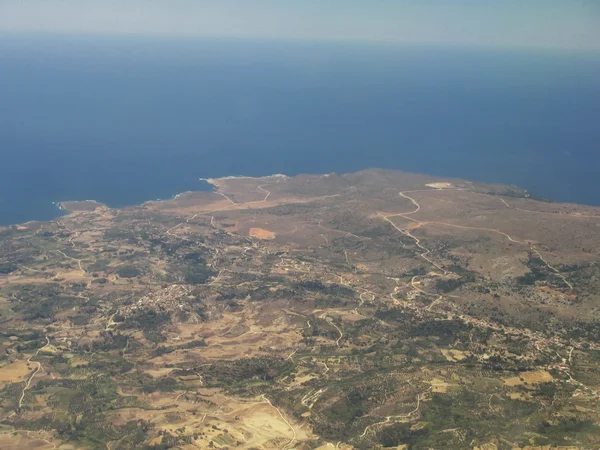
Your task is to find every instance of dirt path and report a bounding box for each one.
[408,275,447,311]
[316,220,368,241]
[424,221,527,245]
[360,386,432,438]
[210,269,236,287]
[568,347,575,364]
[383,189,574,291]
[381,191,446,273]
[18,265,44,273]
[531,247,574,290]
[398,191,421,214]
[16,336,50,412]
[330,320,343,347]
[494,195,600,219]
[456,182,600,220]
[55,249,86,275]
[301,388,326,408]
[105,312,117,331]
[359,291,375,306]
[257,185,271,202]
[423,221,573,289]
[261,394,297,450]
[217,192,237,205]
[286,349,298,362]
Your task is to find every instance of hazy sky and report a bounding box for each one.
[1,0,599,51]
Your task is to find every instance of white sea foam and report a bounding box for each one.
[199,173,288,183]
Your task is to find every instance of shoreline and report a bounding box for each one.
[3,173,290,228]
[199,174,288,189]
[3,169,598,229]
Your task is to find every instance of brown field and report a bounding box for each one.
[0,360,31,385]
[0,430,64,450]
[249,227,276,240]
[503,370,553,387]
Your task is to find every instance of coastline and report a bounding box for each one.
[41,174,289,222]
[199,174,288,189]
[4,169,600,229]
[3,179,219,228]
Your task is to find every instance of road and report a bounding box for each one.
[381,191,447,274]
[217,192,237,205]
[330,320,343,347]
[56,249,86,275]
[16,336,50,412]
[383,189,574,293]
[498,197,600,219]
[257,184,271,202]
[261,394,297,450]
[531,247,574,290]
[360,386,432,438]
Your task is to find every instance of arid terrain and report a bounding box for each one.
[0,169,599,449]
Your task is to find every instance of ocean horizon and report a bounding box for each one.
[1,34,599,225]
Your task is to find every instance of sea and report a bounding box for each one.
[1,33,599,225]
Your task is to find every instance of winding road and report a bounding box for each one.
[261,394,297,450]
[382,189,574,293]
[360,386,432,438]
[16,336,50,412]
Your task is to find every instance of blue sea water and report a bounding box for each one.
[1,34,599,225]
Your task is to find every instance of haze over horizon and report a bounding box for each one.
[1,0,600,53]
